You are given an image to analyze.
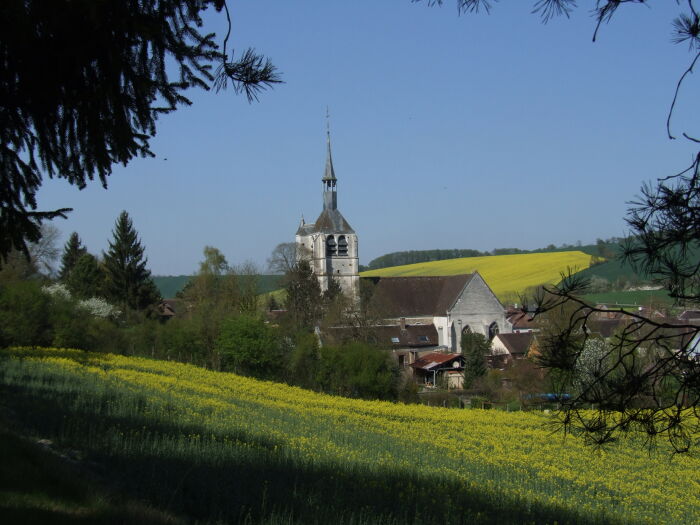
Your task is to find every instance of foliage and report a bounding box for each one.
[316,342,399,400]
[0,0,281,260]
[283,259,322,332]
[58,232,87,281]
[0,281,51,347]
[287,331,321,390]
[103,211,160,312]
[461,331,489,389]
[361,251,594,300]
[216,314,284,379]
[366,248,488,270]
[66,253,106,300]
[3,347,700,524]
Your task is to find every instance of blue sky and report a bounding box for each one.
[37,1,700,275]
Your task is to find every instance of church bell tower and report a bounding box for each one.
[295,116,359,303]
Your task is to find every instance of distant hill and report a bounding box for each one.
[363,240,620,272]
[360,251,595,301]
[153,275,284,299]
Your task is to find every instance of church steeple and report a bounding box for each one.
[322,109,337,210]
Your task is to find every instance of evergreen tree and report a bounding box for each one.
[284,260,322,332]
[103,211,160,312]
[58,232,87,281]
[461,330,489,389]
[67,253,106,299]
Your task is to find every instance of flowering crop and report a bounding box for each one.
[360,251,595,299]
[1,346,698,524]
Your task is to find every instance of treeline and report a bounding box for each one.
[362,237,626,271]
[0,230,407,403]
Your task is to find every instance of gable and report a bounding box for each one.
[449,272,503,316]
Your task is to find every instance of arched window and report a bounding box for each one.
[488,322,499,341]
[326,235,336,256]
[337,235,348,256]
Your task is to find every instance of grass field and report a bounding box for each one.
[2,347,698,524]
[582,289,674,307]
[361,251,596,300]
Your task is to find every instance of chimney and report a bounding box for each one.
[400,317,406,331]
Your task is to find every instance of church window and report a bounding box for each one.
[337,235,348,256]
[326,235,336,256]
[488,322,499,341]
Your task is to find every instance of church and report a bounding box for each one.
[296,127,509,359]
[295,128,360,303]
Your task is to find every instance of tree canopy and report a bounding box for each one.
[0,0,280,261]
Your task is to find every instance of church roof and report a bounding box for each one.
[322,130,336,182]
[311,207,355,234]
[362,274,475,317]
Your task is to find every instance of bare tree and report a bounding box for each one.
[267,242,299,275]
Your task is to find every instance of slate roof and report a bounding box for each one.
[362,274,474,317]
[376,324,439,347]
[312,207,354,234]
[494,332,533,356]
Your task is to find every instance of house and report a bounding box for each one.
[505,308,538,333]
[410,352,465,389]
[490,332,533,368]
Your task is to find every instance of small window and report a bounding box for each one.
[326,235,336,256]
[337,235,348,256]
[391,337,400,344]
[418,335,430,343]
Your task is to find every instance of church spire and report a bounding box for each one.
[322,108,337,210]
[322,108,337,183]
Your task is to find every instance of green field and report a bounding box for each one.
[360,251,596,300]
[582,289,674,307]
[2,347,698,524]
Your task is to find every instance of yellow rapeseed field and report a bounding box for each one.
[360,251,596,299]
[2,347,699,524]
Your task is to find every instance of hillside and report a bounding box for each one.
[1,347,698,524]
[152,274,283,299]
[360,251,596,300]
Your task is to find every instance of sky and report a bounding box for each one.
[36,1,700,275]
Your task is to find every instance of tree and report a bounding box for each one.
[0,224,61,283]
[103,211,160,312]
[267,242,298,275]
[284,260,322,332]
[216,314,284,379]
[426,0,700,452]
[461,330,489,389]
[66,253,106,300]
[58,232,87,281]
[1,0,281,261]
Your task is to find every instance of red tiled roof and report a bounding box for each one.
[411,352,464,370]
